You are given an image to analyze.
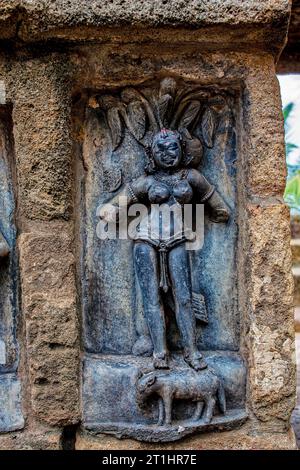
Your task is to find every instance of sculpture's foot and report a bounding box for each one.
[132,335,153,357]
[207,191,230,223]
[203,415,213,424]
[153,352,169,369]
[210,208,230,223]
[184,351,207,371]
[0,240,9,257]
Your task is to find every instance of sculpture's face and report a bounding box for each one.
[152,132,182,169]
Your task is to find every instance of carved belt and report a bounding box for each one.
[136,237,187,293]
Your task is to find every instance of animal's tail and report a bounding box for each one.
[217,381,226,414]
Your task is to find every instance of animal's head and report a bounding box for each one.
[136,371,157,405]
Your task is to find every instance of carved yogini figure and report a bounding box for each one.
[98,78,230,371]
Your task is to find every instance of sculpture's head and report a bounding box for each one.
[136,371,157,407]
[151,129,182,170]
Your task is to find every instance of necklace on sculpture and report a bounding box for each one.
[153,170,187,187]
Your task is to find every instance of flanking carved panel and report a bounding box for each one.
[0,106,24,432]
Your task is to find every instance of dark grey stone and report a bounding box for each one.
[79,78,246,441]
[0,109,19,374]
[83,352,246,441]
[0,373,24,432]
[81,82,238,356]
[86,409,247,443]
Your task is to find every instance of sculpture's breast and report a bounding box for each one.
[148,178,193,205]
[173,180,193,204]
[148,182,170,203]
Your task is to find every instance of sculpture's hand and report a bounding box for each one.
[207,191,230,223]
[210,208,230,223]
[98,203,119,222]
[0,237,9,257]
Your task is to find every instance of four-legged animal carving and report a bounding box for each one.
[136,368,226,426]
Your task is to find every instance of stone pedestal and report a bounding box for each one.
[0,0,296,450]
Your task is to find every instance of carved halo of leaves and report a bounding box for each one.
[170,91,206,129]
[125,100,146,141]
[106,107,123,151]
[96,80,221,154]
[159,77,177,98]
[156,93,173,129]
[97,95,124,151]
[177,100,202,132]
[201,107,217,149]
[121,87,158,134]
[97,94,118,110]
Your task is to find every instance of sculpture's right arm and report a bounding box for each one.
[99,176,150,222]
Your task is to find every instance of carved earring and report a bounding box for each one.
[144,147,156,174]
[181,140,193,167]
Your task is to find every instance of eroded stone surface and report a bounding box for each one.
[246,203,295,425]
[0,425,63,450]
[0,1,291,34]
[291,331,300,448]
[18,228,80,426]
[277,0,300,72]
[76,426,297,450]
[243,62,287,197]
[10,57,73,221]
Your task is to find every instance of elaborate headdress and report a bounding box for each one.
[96,77,221,169]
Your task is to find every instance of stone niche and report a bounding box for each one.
[0,0,297,450]
[79,78,246,442]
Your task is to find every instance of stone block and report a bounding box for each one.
[76,427,297,450]
[245,203,295,425]
[0,373,24,432]
[11,58,72,220]
[18,229,80,426]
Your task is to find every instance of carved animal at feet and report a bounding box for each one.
[136,367,226,426]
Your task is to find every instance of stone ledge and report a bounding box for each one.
[0,1,290,56]
[86,410,248,443]
[0,0,290,28]
[76,426,297,450]
[0,427,62,450]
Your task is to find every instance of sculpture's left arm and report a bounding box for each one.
[187,169,230,223]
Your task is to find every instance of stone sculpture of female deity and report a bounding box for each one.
[98,78,230,372]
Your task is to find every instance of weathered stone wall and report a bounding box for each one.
[0,0,296,449]
[0,52,80,449]
[277,0,300,73]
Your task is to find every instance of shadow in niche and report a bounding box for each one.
[60,425,78,451]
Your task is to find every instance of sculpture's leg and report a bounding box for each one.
[134,242,168,368]
[164,394,172,425]
[203,397,216,424]
[157,397,164,426]
[193,401,204,421]
[168,244,207,370]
